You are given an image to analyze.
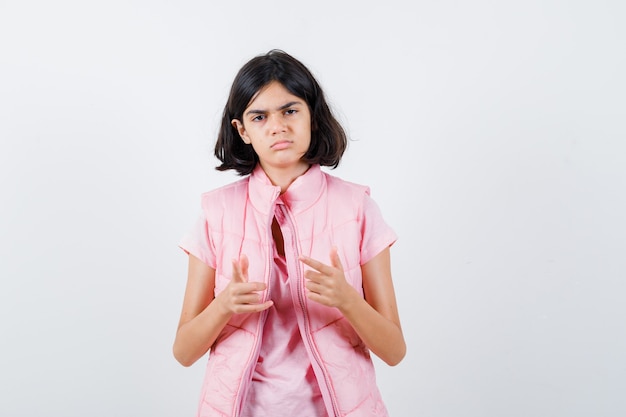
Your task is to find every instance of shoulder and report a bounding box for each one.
[199,177,250,210]
[323,171,371,202]
[321,171,380,223]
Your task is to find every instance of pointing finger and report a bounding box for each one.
[299,255,331,274]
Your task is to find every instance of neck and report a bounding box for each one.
[260,162,311,194]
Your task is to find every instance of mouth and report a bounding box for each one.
[271,140,292,150]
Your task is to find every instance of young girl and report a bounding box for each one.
[174,50,405,417]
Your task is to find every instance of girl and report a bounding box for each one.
[174,50,405,417]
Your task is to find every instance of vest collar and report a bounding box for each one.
[248,164,326,215]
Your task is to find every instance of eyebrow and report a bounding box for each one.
[245,101,303,116]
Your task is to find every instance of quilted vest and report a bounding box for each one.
[196,164,389,417]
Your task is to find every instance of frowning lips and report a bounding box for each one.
[270,140,292,150]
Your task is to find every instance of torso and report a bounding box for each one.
[240,200,327,417]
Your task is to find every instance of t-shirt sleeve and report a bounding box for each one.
[178,208,216,269]
[360,193,398,265]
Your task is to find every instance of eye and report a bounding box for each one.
[252,114,265,122]
[285,109,297,116]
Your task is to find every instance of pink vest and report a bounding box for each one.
[184,165,396,417]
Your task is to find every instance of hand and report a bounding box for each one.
[299,247,359,309]
[215,254,273,315]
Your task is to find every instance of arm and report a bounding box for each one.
[300,247,406,366]
[173,254,273,367]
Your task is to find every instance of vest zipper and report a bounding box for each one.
[233,192,278,416]
[280,204,341,417]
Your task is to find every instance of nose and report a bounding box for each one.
[268,114,287,135]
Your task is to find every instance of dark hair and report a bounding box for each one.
[214,50,347,176]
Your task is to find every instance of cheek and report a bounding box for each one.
[300,121,312,147]
[303,134,312,151]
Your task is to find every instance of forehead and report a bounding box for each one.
[246,81,304,109]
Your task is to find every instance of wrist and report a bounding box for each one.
[337,286,362,315]
[212,293,235,318]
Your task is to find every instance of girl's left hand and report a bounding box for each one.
[299,247,359,310]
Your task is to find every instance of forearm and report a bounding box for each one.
[339,292,406,366]
[173,301,232,367]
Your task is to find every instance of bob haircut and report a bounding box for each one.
[215,49,347,176]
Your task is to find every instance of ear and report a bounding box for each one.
[231,119,251,144]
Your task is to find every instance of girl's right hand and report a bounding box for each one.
[215,254,273,315]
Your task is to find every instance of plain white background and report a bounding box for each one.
[1,1,625,416]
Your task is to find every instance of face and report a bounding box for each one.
[232,81,311,176]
